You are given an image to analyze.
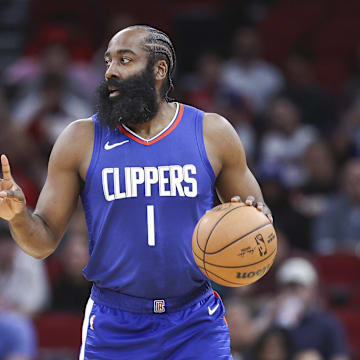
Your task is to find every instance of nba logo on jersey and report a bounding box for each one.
[153,300,166,313]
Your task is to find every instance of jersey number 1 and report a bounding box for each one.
[147,205,155,246]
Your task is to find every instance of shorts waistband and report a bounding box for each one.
[90,282,213,314]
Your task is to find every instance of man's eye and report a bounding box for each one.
[104,59,111,66]
[120,57,131,64]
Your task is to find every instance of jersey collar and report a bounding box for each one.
[118,103,184,146]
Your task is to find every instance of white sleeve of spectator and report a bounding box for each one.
[12,248,50,314]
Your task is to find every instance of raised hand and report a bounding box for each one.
[0,155,26,221]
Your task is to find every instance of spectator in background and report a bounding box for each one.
[295,350,323,360]
[182,53,224,113]
[291,140,337,221]
[0,312,37,360]
[181,52,257,163]
[0,223,40,359]
[259,96,318,187]
[255,164,310,250]
[220,26,283,114]
[0,225,49,316]
[281,49,337,134]
[0,88,43,208]
[28,73,89,157]
[12,71,91,161]
[301,141,337,194]
[5,25,97,103]
[9,42,91,144]
[50,228,90,314]
[225,299,256,360]
[312,158,360,255]
[272,258,349,360]
[250,327,294,360]
[331,104,360,165]
[218,92,256,165]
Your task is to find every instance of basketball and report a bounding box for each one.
[192,202,277,287]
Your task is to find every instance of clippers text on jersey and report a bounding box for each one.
[102,164,198,201]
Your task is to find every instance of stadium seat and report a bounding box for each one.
[257,0,325,63]
[314,253,360,308]
[313,58,347,95]
[311,19,360,61]
[335,309,360,360]
[35,312,83,351]
[314,253,360,285]
[349,286,360,308]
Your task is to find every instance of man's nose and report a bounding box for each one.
[105,62,121,80]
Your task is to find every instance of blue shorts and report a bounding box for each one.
[79,284,232,360]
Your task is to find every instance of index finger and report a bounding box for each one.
[1,155,12,181]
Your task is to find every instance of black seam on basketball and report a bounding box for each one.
[197,265,245,285]
[202,247,277,268]
[204,222,272,254]
[196,219,209,278]
[194,217,209,277]
[196,204,246,253]
[202,204,246,278]
[193,250,206,262]
[202,204,247,253]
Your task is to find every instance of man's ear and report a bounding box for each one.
[155,59,168,81]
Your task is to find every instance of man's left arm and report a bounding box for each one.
[203,113,272,221]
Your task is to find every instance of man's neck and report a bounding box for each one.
[124,101,177,140]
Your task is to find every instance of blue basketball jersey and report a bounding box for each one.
[81,103,215,298]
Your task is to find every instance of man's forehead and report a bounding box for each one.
[107,28,148,53]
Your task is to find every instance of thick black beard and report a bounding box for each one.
[96,59,159,129]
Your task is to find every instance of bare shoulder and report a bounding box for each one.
[203,112,245,160]
[49,117,94,172]
[203,112,231,133]
[60,117,94,141]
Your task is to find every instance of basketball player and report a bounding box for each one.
[0,26,271,359]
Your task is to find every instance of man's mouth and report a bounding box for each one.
[108,86,120,97]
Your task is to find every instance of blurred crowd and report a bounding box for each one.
[1,0,360,359]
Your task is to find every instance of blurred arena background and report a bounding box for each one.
[1,0,360,359]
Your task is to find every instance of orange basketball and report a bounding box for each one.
[192,202,277,287]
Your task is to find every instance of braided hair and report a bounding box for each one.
[128,25,176,101]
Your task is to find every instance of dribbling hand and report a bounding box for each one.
[0,155,26,221]
[231,195,273,223]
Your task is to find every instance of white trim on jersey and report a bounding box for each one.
[121,102,179,142]
[79,298,94,360]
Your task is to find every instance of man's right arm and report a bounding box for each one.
[0,119,93,259]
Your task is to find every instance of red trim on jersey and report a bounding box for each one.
[213,290,220,298]
[213,291,228,326]
[118,103,184,146]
